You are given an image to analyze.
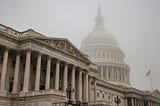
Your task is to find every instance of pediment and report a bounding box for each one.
[34,37,90,64]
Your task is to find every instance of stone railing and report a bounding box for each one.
[18,89,66,97]
[88,100,112,106]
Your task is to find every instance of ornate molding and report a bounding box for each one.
[36,38,89,63]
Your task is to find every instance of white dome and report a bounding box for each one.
[80,7,124,63]
[80,6,130,86]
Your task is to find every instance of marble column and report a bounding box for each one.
[45,56,51,90]
[131,98,134,106]
[115,67,118,80]
[111,67,114,80]
[88,76,92,101]
[23,50,31,92]
[63,62,68,91]
[55,60,60,90]
[0,48,9,90]
[100,66,103,79]
[35,53,42,91]
[148,101,151,106]
[117,68,120,80]
[122,69,124,81]
[78,70,82,101]
[71,65,75,100]
[84,71,89,101]
[127,71,129,83]
[119,68,121,81]
[106,68,108,79]
[121,69,123,81]
[94,78,97,101]
[12,52,20,92]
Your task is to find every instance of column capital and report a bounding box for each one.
[15,50,21,54]
[47,55,52,59]
[64,61,68,65]
[84,69,89,74]
[37,51,43,55]
[4,46,10,50]
[55,58,60,63]
[26,47,32,51]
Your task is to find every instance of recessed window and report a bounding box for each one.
[97,92,99,97]
[102,94,105,98]
[108,96,110,100]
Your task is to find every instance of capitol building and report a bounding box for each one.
[0,7,160,106]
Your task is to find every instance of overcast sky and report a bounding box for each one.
[0,0,160,91]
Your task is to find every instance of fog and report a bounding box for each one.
[0,0,160,91]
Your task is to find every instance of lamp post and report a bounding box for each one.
[66,83,74,105]
[114,96,121,106]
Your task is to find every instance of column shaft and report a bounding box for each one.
[100,66,103,79]
[55,60,60,90]
[35,53,41,91]
[85,72,88,101]
[94,78,97,101]
[45,57,51,90]
[78,71,82,101]
[23,50,31,92]
[88,76,92,101]
[106,67,108,80]
[111,67,114,80]
[0,49,9,90]
[115,67,118,80]
[12,52,20,92]
[131,98,134,106]
[63,63,68,91]
[1,49,9,90]
[117,68,120,80]
[121,69,123,81]
[122,69,124,81]
[71,65,75,100]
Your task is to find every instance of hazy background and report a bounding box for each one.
[0,0,160,91]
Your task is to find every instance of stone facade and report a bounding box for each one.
[0,24,99,105]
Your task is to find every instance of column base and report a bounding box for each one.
[0,89,6,96]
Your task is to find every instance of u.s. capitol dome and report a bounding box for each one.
[80,6,130,86]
